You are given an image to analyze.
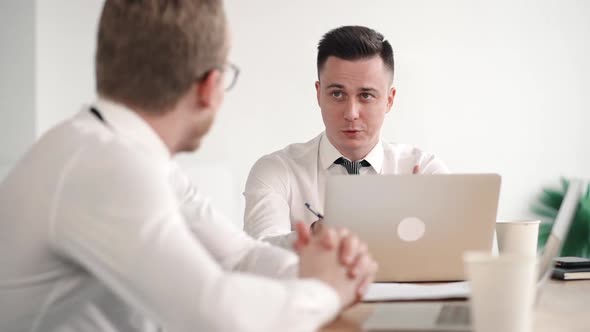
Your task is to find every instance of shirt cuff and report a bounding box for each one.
[261,231,298,251]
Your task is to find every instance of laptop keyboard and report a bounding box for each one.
[436,304,471,326]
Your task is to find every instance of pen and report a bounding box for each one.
[304,202,324,220]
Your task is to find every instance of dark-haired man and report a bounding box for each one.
[244,25,449,249]
[0,2,376,332]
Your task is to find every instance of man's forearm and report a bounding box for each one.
[259,231,299,251]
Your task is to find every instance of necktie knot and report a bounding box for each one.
[334,157,371,175]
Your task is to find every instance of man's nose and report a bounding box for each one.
[343,101,360,121]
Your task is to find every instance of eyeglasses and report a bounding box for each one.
[221,62,240,91]
[197,62,240,92]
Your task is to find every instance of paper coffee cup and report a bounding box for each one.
[495,220,540,256]
[464,251,537,332]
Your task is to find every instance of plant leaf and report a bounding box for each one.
[532,179,590,258]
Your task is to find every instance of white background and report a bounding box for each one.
[2,0,589,226]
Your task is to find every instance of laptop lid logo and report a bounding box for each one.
[397,217,426,242]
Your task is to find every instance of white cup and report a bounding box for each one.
[464,252,537,332]
[495,220,540,256]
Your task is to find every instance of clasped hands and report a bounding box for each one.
[294,220,378,307]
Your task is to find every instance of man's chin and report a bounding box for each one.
[177,140,202,154]
[339,137,366,148]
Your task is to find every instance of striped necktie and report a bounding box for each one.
[334,157,371,175]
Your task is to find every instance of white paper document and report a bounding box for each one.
[363,281,470,302]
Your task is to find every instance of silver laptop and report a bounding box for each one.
[323,174,501,282]
[360,179,586,331]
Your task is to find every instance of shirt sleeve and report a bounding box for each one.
[243,155,298,250]
[50,147,340,332]
[169,162,298,278]
[417,151,450,174]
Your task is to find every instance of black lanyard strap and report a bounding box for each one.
[89,107,105,123]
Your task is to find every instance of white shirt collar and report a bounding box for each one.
[363,138,385,174]
[319,132,385,173]
[93,97,171,161]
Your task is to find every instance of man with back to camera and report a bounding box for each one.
[244,25,449,249]
[0,1,377,331]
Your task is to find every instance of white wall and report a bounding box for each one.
[219,0,590,222]
[0,0,36,178]
[35,0,103,134]
[2,0,589,225]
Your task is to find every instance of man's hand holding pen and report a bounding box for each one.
[304,202,325,235]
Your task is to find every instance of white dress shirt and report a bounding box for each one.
[243,133,449,249]
[0,99,340,332]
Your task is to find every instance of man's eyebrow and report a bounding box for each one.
[324,84,380,93]
[359,87,379,93]
[326,83,345,89]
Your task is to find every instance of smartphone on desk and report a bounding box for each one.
[554,256,590,269]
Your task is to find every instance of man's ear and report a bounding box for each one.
[315,81,321,107]
[197,69,222,109]
[386,87,396,113]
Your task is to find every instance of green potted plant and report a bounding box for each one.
[532,178,590,258]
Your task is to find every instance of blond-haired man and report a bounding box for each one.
[0,2,376,331]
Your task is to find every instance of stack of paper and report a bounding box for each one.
[363,281,470,302]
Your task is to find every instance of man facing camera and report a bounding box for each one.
[0,2,376,332]
[244,25,449,249]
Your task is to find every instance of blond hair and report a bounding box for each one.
[96,0,227,112]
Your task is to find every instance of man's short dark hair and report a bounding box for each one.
[317,25,394,83]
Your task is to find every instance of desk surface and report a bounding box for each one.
[320,279,590,332]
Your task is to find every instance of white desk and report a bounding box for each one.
[320,279,590,332]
